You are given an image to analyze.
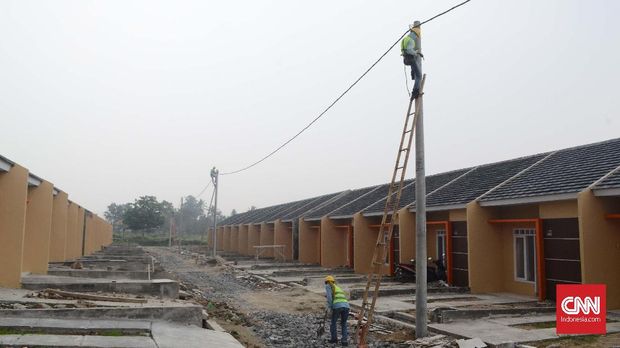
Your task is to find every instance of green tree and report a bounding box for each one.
[104,203,130,233]
[123,196,166,236]
[178,195,206,235]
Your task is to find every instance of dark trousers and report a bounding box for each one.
[404,54,422,93]
[330,307,349,343]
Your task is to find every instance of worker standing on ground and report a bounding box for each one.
[324,275,350,346]
[401,24,423,100]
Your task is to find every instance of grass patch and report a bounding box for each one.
[0,327,23,335]
[514,321,556,330]
[0,328,45,335]
[100,329,124,337]
[526,334,600,347]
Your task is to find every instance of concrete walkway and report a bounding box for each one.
[431,318,620,346]
[0,317,243,348]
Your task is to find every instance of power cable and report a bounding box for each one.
[403,65,411,97]
[218,0,471,176]
[196,180,212,199]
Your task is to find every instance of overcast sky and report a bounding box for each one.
[1,0,618,216]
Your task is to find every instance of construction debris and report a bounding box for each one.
[456,337,487,348]
[405,334,458,347]
[35,288,148,303]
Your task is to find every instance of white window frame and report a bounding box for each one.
[513,228,536,283]
[436,230,446,266]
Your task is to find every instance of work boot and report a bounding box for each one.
[341,342,349,347]
[327,338,338,344]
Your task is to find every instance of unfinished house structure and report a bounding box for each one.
[0,155,113,288]
[215,138,620,308]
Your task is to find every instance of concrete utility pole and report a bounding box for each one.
[413,20,428,338]
[211,167,219,257]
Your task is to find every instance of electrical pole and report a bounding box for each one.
[211,167,219,257]
[413,20,428,338]
[178,197,183,252]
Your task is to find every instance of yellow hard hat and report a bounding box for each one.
[325,275,335,283]
[409,24,421,37]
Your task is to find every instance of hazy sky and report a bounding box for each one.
[1,0,619,216]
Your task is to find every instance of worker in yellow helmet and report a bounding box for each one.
[401,24,424,100]
[324,275,350,346]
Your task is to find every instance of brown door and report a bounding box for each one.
[543,218,581,300]
[450,221,469,287]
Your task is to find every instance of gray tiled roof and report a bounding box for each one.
[411,168,476,207]
[594,168,620,189]
[481,138,620,202]
[330,179,414,218]
[220,138,620,226]
[304,185,381,220]
[219,206,263,226]
[239,203,289,224]
[427,154,548,207]
[363,168,473,214]
[261,197,317,223]
[281,192,346,221]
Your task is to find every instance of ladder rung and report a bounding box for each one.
[404,129,413,134]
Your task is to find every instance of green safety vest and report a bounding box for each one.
[401,33,418,56]
[331,284,348,304]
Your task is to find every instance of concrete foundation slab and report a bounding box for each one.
[0,317,151,335]
[0,305,203,326]
[0,334,157,348]
[21,275,179,298]
[47,269,151,280]
[151,321,244,348]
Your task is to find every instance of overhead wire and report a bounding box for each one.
[195,180,212,199]
[217,0,471,176]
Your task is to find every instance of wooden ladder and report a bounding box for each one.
[354,75,426,346]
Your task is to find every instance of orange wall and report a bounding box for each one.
[216,227,224,250]
[353,213,389,275]
[76,207,85,257]
[238,224,249,255]
[231,225,239,253]
[299,219,320,264]
[49,191,69,262]
[223,226,231,252]
[83,213,96,256]
[320,217,349,267]
[0,164,28,287]
[247,224,260,256]
[274,220,293,260]
[467,202,503,294]
[468,203,538,297]
[22,180,54,274]
[259,223,275,258]
[578,190,620,309]
[64,202,79,260]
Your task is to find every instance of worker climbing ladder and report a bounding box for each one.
[354,75,426,346]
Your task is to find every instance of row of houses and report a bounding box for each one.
[0,155,113,288]
[210,138,620,309]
